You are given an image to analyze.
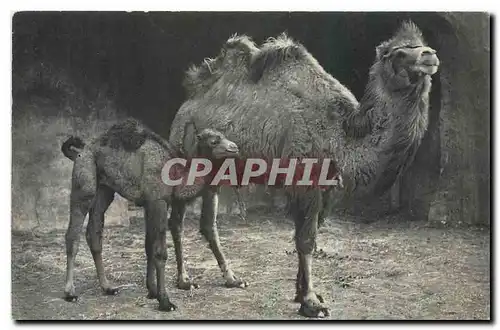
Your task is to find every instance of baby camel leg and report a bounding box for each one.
[64,157,96,302]
[144,200,176,311]
[200,188,248,288]
[85,185,119,296]
[169,200,199,290]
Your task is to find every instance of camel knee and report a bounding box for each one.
[295,237,316,255]
[65,233,80,256]
[296,244,315,255]
[154,248,168,262]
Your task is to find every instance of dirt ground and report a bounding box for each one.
[11,209,490,320]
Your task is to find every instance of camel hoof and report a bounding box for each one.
[64,295,78,303]
[104,287,120,296]
[158,297,177,312]
[298,296,330,318]
[225,278,248,288]
[178,280,199,290]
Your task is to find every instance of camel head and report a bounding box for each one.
[196,129,239,159]
[181,120,239,159]
[183,34,259,97]
[374,21,440,90]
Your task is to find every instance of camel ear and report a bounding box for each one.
[376,42,390,59]
[182,121,198,157]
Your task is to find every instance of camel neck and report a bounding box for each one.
[339,72,432,196]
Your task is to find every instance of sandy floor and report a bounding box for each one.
[11,210,490,320]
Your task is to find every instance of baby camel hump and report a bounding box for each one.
[94,121,174,204]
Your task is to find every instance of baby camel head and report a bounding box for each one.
[196,128,239,159]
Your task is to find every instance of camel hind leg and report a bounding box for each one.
[85,185,120,296]
[144,200,176,311]
[64,157,97,302]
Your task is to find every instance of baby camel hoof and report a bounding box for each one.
[158,298,177,312]
[64,295,78,303]
[225,278,249,288]
[298,298,330,318]
[178,280,199,290]
[104,287,120,296]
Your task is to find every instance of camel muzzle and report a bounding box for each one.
[219,140,239,156]
[415,49,440,75]
[418,47,439,67]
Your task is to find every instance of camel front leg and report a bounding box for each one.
[294,258,305,302]
[293,189,330,318]
[200,188,248,288]
[145,200,176,311]
[169,199,199,290]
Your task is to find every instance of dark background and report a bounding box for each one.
[12,12,448,135]
[11,12,490,227]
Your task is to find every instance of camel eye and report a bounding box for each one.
[210,138,220,146]
[393,50,406,59]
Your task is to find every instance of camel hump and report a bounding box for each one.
[99,118,150,152]
[250,33,311,82]
[225,33,259,55]
[249,33,359,120]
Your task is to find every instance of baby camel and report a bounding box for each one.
[61,118,238,311]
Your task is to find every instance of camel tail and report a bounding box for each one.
[61,136,86,161]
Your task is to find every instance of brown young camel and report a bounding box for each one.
[61,118,239,311]
[168,22,439,318]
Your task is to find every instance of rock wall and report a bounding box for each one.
[402,13,490,226]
